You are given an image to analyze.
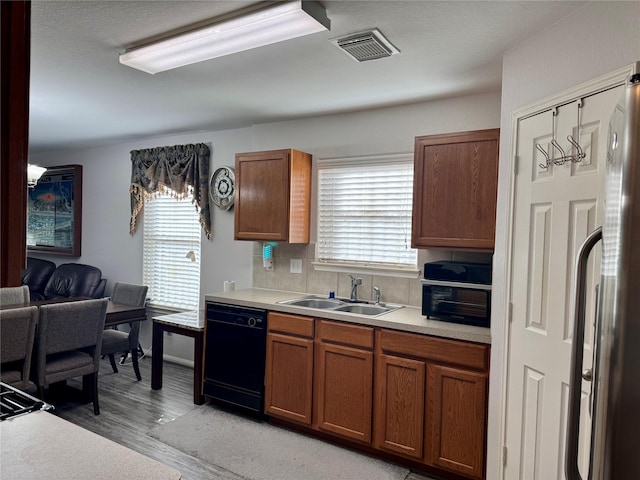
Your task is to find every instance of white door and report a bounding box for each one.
[504,85,623,480]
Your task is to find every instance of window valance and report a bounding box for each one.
[129,143,211,239]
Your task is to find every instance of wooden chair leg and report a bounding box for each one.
[108,354,119,373]
[37,385,45,399]
[82,374,92,402]
[89,372,100,415]
[131,349,142,381]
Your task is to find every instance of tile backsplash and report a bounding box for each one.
[252,242,492,307]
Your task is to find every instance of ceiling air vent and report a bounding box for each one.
[331,28,399,62]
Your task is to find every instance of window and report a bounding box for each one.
[316,154,417,275]
[143,193,201,310]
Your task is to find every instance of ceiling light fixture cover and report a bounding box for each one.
[27,164,47,188]
[119,0,330,74]
[331,28,399,62]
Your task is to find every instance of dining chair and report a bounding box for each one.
[0,306,38,390]
[101,283,148,381]
[33,298,109,414]
[0,285,30,305]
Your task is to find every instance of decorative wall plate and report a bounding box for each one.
[209,166,235,211]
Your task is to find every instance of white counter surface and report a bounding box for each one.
[205,288,491,344]
[1,410,181,480]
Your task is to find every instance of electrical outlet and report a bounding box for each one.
[290,258,303,274]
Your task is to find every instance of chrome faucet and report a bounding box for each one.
[373,286,381,305]
[348,274,362,302]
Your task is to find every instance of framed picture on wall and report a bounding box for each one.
[27,164,82,256]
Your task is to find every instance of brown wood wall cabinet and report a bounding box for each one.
[412,129,499,251]
[264,313,490,480]
[234,149,312,243]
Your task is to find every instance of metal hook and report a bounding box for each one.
[536,143,552,169]
[533,101,586,171]
[567,135,586,162]
[551,140,568,165]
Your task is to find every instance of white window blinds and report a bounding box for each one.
[317,155,417,270]
[143,193,201,310]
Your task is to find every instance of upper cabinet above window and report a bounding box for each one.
[234,149,311,243]
[411,129,499,252]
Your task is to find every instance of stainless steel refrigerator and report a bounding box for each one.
[566,66,640,480]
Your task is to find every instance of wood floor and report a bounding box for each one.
[30,356,436,480]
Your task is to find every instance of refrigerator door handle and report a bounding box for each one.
[566,227,602,480]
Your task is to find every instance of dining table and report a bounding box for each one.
[0,296,147,328]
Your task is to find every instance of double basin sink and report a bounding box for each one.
[278,295,403,317]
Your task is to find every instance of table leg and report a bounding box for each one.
[193,331,204,405]
[151,322,163,390]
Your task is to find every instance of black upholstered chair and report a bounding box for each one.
[0,306,38,390]
[20,257,56,301]
[33,298,109,414]
[101,283,148,381]
[43,263,103,299]
[0,285,30,305]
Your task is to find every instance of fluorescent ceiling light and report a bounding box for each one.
[119,1,330,74]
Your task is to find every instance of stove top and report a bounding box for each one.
[0,382,54,420]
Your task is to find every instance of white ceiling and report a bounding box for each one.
[29,0,586,153]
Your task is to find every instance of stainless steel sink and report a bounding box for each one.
[278,295,402,316]
[281,297,346,309]
[333,304,391,316]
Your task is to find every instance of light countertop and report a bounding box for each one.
[205,288,491,345]
[1,411,181,480]
[153,310,204,330]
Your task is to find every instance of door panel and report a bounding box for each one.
[504,86,622,479]
[315,343,373,443]
[374,353,425,460]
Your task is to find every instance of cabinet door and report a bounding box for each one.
[374,353,425,460]
[315,342,373,443]
[235,150,290,241]
[426,364,487,479]
[265,332,314,424]
[412,129,499,251]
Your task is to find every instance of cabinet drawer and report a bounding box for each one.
[378,329,488,371]
[317,320,373,349]
[268,312,314,338]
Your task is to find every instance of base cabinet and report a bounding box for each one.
[264,316,489,480]
[264,313,314,424]
[375,329,489,479]
[426,364,487,479]
[315,342,373,443]
[374,354,425,460]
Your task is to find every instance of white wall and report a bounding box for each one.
[30,127,256,360]
[489,2,640,479]
[30,91,500,361]
[252,92,501,155]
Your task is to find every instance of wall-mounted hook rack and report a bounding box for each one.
[536,101,586,169]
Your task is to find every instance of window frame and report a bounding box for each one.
[142,191,202,311]
[314,153,419,278]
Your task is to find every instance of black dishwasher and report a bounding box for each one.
[203,302,267,414]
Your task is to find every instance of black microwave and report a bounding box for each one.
[421,261,492,328]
